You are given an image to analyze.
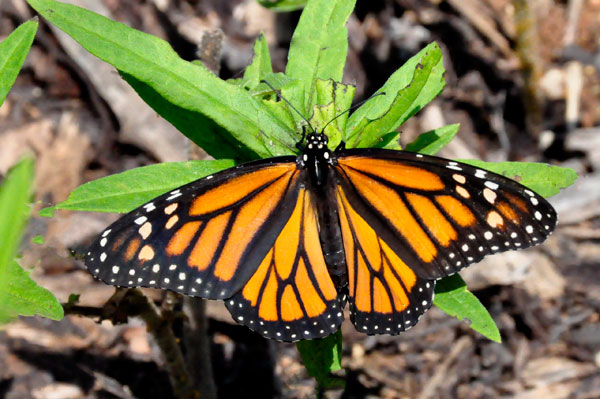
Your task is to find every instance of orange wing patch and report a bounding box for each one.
[338,157,444,190]
[340,166,438,262]
[226,189,344,342]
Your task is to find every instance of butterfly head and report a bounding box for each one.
[298,132,334,186]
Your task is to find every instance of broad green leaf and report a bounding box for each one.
[404,123,460,155]
[346,42,445,148]
[310,79,355,148]
[27,0,296,159]
[52,160,235,213]
[257,0,307,12]
[285,0,356,113]
[0,20,38,106]
[241,33,273,90]
[0,158,34,278]
[458,160,577,198]
[0,259,64,324]
[297,330,345,389]
[434,274,501,343]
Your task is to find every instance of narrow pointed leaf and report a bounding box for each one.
[0,20,38,106]
[434,274,501,343]
[52,160,235,214]
[346,42,445,148]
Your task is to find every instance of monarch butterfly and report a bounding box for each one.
[85,101,557,342]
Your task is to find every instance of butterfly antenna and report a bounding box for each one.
[260,80,315,140]
[321,91,386,132]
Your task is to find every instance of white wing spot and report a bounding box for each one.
[135,216,147,225]
[129,269,135,276]
[524,189,534,197]
[179,272,186,280]
[531,197,539,206]
[100,253,107,262]
[475,169,487,179]
[169,264,177,271]
[100,238,107,247]
[535,211,542,220]
[112,266,120,274]
[195,278,202,284]
[511,232,518,238]
[526,225,534,234]
[152,264,160,273]
[164,277,170,283]
[166,192,182,201]
[468,234,476,240]
[102,229,111,237]
[484,231,493,240]
[447,165,463,171]
[484,181,499,190]
[461,244,469,251]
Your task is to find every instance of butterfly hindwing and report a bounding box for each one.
[226,188,345,341]
[336,186,435,334]
[334,148,557,280]
[85,157,302,300]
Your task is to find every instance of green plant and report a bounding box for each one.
[0,20,63,324]
[27,0,576,392]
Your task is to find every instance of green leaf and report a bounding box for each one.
[297,330,345,390]
[241,33,273,90]
[458,160,578,198]
[0,20,38,106]
[285,0,356,113]
[32,235,44,245]
[0,259,64,324]
[257,0,307,12]
[434,274,501,343]
[27,0,297,159]
[346,42,445,148]
[54,160,235,213]
[309,79,355,148]
[405,124,460,155]
[0,159,34,277]
[0,159,63,324]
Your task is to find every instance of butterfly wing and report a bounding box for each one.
[85,157,304,300]
[334,148,557,280]
[225,188,345,341]
[336,186,435,334]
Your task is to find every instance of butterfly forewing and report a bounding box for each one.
[225,189,345,341]
[85,157,301,300]
[334,149,557,280]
